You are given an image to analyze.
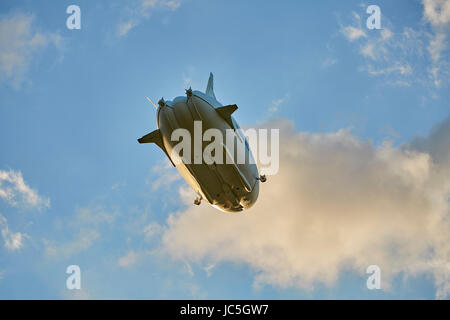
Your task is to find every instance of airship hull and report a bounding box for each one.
[139,74,260,213]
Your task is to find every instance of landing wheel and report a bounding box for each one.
[259,175,267,183]
[194,196,202,206]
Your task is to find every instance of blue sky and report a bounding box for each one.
[0,0,449,299]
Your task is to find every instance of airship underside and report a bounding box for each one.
[138,73,264,213]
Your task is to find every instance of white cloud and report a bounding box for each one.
[148,161,182,190]
[61,286,92,300]
[427,32,447,87]
[74,206,116,226]
[118,250,140,267]
[268,94,289,113]
[0,170,45,251]
[45,206,117,259]
[423,0,450,27]
[204,263,215,277]
[381,29,393,41]
[341,25,367,41]
[421,0,450,88]
[340,12,367,41]
[0,213,28,251]
[144,221,163,241]
[184,261,194,276]
[367,63,413,76]
[117,0,183,37]
[0,169,50,209]
[360,42,376,60]
[160,117,450,298]
[342,20,421,82]
[341,3,450,88]
[118,22,136,37]
[45,229,100,258]
[0,13,62,88]
[142,0,181,11]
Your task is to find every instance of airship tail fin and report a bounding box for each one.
[138,129,163,145]
[216,104,238,128]
[205,72,216,99]
[138,129,175,166]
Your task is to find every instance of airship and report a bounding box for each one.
[138,73,266,213]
